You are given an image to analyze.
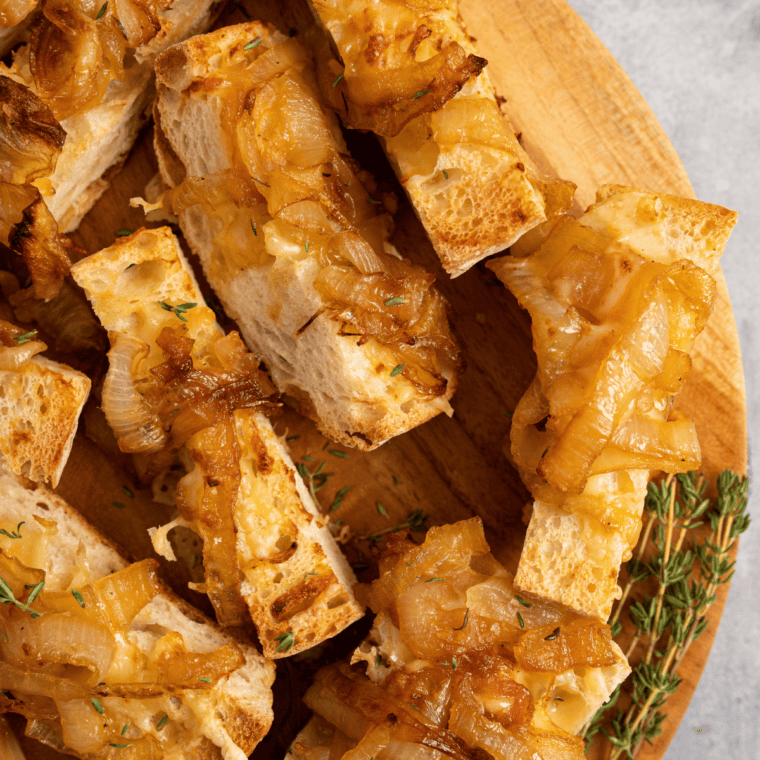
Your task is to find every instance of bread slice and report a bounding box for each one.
[489,186,737,620]
[298,518,629,757]
[71,227,364,658]
[151,22,461,450]
[0,350,90,487]
[0,0,223,232]
[0,466,275,759]
[310,0,553,277]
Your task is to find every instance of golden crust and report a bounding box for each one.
[0,356,90,487]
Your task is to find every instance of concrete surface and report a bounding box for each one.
[567,2,759,758]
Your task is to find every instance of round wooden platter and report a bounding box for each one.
[20,0,746,758]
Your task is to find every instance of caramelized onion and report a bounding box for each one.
[30,0,127,121]
[8,191,76,302]
[0,76,66,184]
[513,619,617,672]
[0,0,37,27]
[0,181,37,245]
[103,332,168,453]
[0,340,47,370]
[0,661,87,701]
[58,698,112,754]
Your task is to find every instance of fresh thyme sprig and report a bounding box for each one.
[583,470,750,759]
[361,508,430,541]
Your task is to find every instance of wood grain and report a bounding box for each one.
[12,0,746,758]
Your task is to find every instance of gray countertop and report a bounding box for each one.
[567,2,759,758]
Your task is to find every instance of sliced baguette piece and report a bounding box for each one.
[300,518,629,758]
[0,0,223,232]
[151,22,461,450]
[71,227,364,658]
[310,0,557,277]
[489,186,737,620]
[0,466,275,759]
[0,318,90,486]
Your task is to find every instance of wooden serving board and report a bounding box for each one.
[14,0,746,758]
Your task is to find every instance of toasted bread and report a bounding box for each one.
[151,22,461,450]
[0,353,90,487]
[0,0,223,232]
[71,227,364,658]
[310,0,555,276]
[489,186,737,620]
[0,467,275,759]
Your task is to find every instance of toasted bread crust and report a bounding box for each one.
[0,469,275,758]
[71,227,364,658]
[0,355,90,487]
[153,22,460,450]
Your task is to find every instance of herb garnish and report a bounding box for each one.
[274,630,296,653]
[362,508,430,541]
[413,89,429,98]
[244,36,263,50]
[121,724,130,736]
[96,2,108,19]
[157,714,169,730]
[91,697,104,715]
[583,470,751,758]
[376,502,389,518]
[544,627,560,641]
[71,588,86,608]
[0,521,24,539]
[198,677,213,683]
[332,74,344,88]
[115,229,132,237]
[516,611,525,628]
[158,301,197,322]
[112,501,126,509]
[330,485,350,512]
[0,577,42,617]
[390,363,405,377]
[328,449,349,458]
[13,332,37,345]
[453,607,469,631]
[515,595,531,607]
[384,297,405,306]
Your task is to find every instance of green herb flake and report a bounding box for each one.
[96,1,108,19]
[390,363,405,377]
[328,449,349,458]
[286,436,300,443]
[554,697,564,702]
[125,263,136,270]
[544,627,560,641]
[91,697,104,715]
[376,502,389,518]
[515,595,531,608]
[332,74,344,88]
[156,714,169,730]
[121,486,133,498]
[302,455,314,462]
[279,354,290,364]
[366,198,380,205]
[274,630,296,653]
[451,655,458,670]
[157,301,197,323]
[0,521,24,539]
[250,220,257,236]
[115,228,132,237]
[121,724,130,736]
[109,744,131,749]
[516,611,525,628]
[305,240,310,253]
[1,633,5,642]
[112,501,126,509]
[405,561,413,566]
[442,169,449,179]
[329,485,350,512]
[384,297,405,306]
[244,35,263,50]
[198,677,213,683]
[72,588,86,608]
[13,331,37,345]
[393,475,399,487]
[425,577,443,583]
[413,89,429,99]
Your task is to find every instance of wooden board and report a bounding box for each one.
[12,0,746,758]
